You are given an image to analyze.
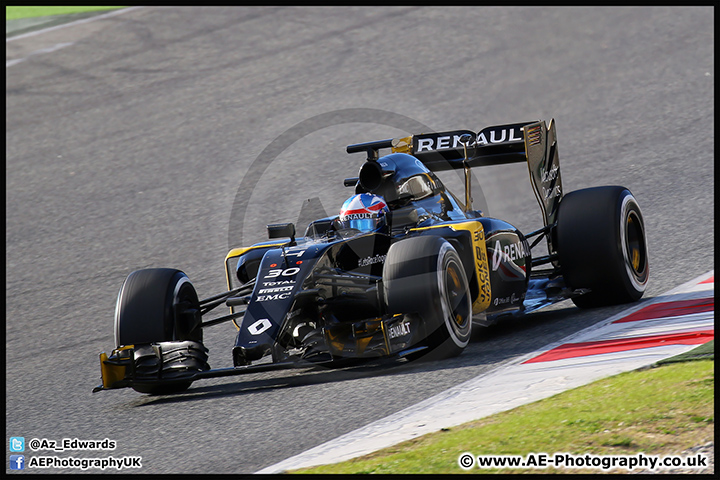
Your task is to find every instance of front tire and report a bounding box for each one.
[115,268,202,347]
[556,186,649,308]
[114,268,207,394]
[383,236,472,358]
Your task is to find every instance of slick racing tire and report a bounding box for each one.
[114,268,207,394]
[556,186,649,308]
[383,235,472,359]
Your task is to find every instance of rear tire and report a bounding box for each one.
[556,186,649,308]
[383,236,472,359]
[114,268,207,393]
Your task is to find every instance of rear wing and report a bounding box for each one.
[401,121,531,171]
[347,119,564,254]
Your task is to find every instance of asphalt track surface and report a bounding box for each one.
[6,7,714,474]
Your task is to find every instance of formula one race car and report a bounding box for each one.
[94,119,649,394]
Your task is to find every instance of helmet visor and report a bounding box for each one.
[347,218,377,232]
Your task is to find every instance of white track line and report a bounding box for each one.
[6,7,143,43]
[257,271,714,473]
[6,42,75,67]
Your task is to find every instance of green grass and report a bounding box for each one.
[6,7,124,21]
[294,358,714,474]
[656,339,714,365]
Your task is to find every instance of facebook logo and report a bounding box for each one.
[10,437,25,452]
[9,455,25,470]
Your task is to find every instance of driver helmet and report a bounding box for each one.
[338,193,389,233]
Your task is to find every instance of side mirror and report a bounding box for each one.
[267,223,296,243]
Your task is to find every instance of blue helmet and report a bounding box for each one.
[338,193,389,233]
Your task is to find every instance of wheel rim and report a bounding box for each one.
[627,215,641,271]
[621,198,648,292]
[443,259,470,331]
[172,276,201,341]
